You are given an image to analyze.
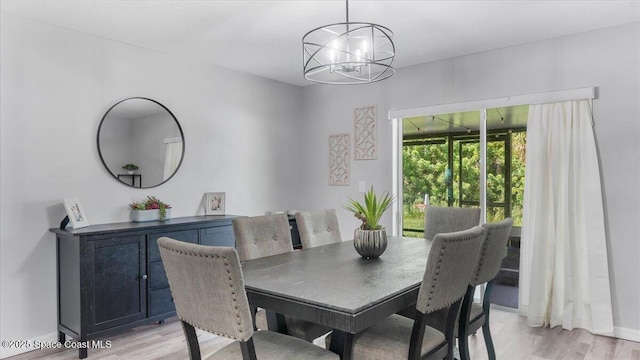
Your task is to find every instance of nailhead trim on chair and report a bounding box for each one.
[158,244,248,341]
[422,231,482,313]
[473,231,490,285]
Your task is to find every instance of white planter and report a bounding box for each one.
[131,209,171,222]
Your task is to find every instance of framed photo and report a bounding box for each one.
[63,198,90,229]
[205,192,226,215]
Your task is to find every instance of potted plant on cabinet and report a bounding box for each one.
[343,187,394,259]
[129,196,171,222]
[122,163,139,174]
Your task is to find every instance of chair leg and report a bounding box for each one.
[181,321,201,360]
[458,286,475,360]
[482,321,496,360]
[458,334,471,360]
[482,280,496,360]
[443,298,463,360]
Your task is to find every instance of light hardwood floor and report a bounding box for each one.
[7,309,639,359]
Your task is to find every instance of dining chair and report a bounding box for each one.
[295,209,342,248]
[423,206,481,240]
[458,218,514,360]
[232,214,332,342]
[346,226,486,360]
[233,214,294,261]
[157,237,338,360]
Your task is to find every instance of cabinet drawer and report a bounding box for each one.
[148,229,198,261]
[199,225,235,247]
[149,287,175,317]
[148,260,168,290]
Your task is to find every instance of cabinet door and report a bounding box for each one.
[91,236,146,331]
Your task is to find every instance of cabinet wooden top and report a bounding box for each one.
[50,215,242,237]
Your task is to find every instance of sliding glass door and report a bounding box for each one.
[391,87,596,311]
[400,106,527,235]
[399,105,527,308]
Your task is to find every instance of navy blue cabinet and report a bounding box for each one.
[51,215,239,358]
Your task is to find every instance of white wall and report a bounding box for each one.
[1,10,638,358]
[0,13,303,357]
[300,23,640,337]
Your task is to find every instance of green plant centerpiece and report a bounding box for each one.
[129,196,171,222]
[122,163,139,174]
[343,187,394,259]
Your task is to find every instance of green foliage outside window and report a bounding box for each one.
[402,131,526,237]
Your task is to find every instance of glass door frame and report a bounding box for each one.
[390,87,595,236]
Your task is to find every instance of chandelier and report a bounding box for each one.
[302,0,395,85]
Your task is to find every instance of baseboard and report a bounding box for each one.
[496,305,639,343]
[490,303,520,314]
[615,326,640,342]
[0,331,59,359]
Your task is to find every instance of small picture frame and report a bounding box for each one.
[205,192,226,215]
[63,198,90,229]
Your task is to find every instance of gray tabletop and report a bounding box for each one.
[242,236,432,333]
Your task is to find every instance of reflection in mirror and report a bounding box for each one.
[97,98,184,188]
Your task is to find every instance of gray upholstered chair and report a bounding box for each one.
[233,214,294,262]
[232,214,331,342]
[295,209,342,248]
[423,206,481,240]
[458,218,514,360]
[347,226,486,360]
[157,238,338,360]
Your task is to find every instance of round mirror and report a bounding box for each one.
[97,97,185,188]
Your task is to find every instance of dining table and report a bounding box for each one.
[241,236,433,359]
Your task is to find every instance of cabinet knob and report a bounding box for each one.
[142,274,148,280]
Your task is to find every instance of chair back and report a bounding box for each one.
[232,214,293,261]
[295,209,342,248]
[472,218,514,286]
[416,226,486,314]
[157,237,253,342]
[424,206,481,240]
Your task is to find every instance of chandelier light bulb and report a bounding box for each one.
[302,0,395,84]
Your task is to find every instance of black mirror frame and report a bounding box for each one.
[97,97,185,189]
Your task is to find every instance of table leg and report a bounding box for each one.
[265,310,289,334]
[329,330,354,360]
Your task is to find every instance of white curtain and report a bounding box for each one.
[519,99,614,335]
[163,140,183,181]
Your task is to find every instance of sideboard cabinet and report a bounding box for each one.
[50,215,239,358]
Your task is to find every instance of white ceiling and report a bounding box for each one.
[2,0,639,87]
